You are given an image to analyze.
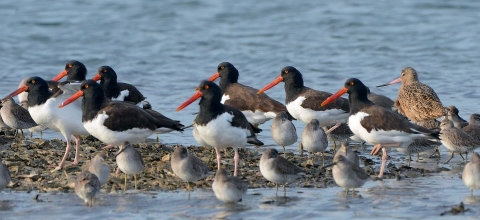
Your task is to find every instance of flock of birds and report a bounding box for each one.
[0,61,479,206]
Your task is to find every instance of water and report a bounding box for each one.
[1,0,480,218]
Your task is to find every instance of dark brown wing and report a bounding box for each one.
[300,87,350,112]
[223,83,286,113]
[145,109,184,132]
[101,102,158,132]
[118,82,146,104]
[360,105,439,138]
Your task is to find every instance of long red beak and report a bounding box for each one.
[207,72,220,82]
[176,91,202,112]
[321,87,348,107]
[52,70,68,82]
[376,77,401,87]
[92,73,102,81]
[7,85,28,98]
[257,76,283,94]
[59,90,83,108]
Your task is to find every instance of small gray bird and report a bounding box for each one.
[271,111,297,154]
[75,170,101,207]
[0,97,38,138]
[259,148,302,196]
[440,117,480,163]
[0,156,11,191]
[116,142,144,191]
[462,114,480,142]
[84,152,111,186]
[171,146,209,192]
[463,152,480,196]
[212,168,248,203]
[329,154,370,197]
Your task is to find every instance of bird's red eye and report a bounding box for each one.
[204,85,209,90]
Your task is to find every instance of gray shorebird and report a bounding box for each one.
[84,152,111,186]
[377,67,445,122]
[327,154,369,197]
[0,97,38,138]
[322,78,440,179]
[300,119,334,166]
[271,111,297,154]
[171,146,209,191]
[462,153,480,196]
[212,168,248,203]
[334,141,360,166]
[323,122,354,151]
[75,170,101,207]
[0,156,11,191]
[462,114,480,142]
[259,149,302,195]
[440,117,480,163]
[116,142,144,191]
[447,106,468,129]
[395,139,441,166]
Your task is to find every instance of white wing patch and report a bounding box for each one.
[112,90,130,101]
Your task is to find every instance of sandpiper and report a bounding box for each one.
[0,97,38,138]
[322,122,354,151]
[334,141,360,166]
[439,117,480,163]
[171,146,209,191]
[116,142,145,191]
[75,170,101,207]
[447,106,468,129]
[377,67,445,122]
[259,148,302,195]
[271,111,297,154]
[0,156,11,191]
[462,114,480,142]
[84,152,111,186]
[327,154,369,197]
[212,168,248,203]
[462,153,480,196]
[300,119,328,166]
[395,139,441,166]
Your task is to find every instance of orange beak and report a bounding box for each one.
[176,91,202,112]
[207,72,220,82]
[321,87,348,107]
[7,85,28,98]
[92,73,102,81]
[58,90,83,108]
[51,70,68,82]
[257,76,283,94]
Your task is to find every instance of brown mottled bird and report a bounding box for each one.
[377,67,445,122]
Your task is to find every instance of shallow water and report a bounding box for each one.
[1,0,480,218]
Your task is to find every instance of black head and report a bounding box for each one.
[80,79,104,99]
[97,66,117,81]
[280,66,304,87]
[343,78,370,101]
[197,80,222,103]
[217,62,239,83]
[64,60,87,81]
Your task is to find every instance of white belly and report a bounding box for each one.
[286,96,348,126]
[196,113,248,149]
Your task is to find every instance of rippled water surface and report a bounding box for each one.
[1,0,480,219]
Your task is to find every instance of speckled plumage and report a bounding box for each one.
[388,67,445,122]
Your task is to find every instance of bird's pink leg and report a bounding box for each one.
[234,148,239,177]
[325,120,342,134]
[102,145,116,150]
[72,135,82,165]
[56,139,72,169]
[215,148,222,171]
[378,147,387,179]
